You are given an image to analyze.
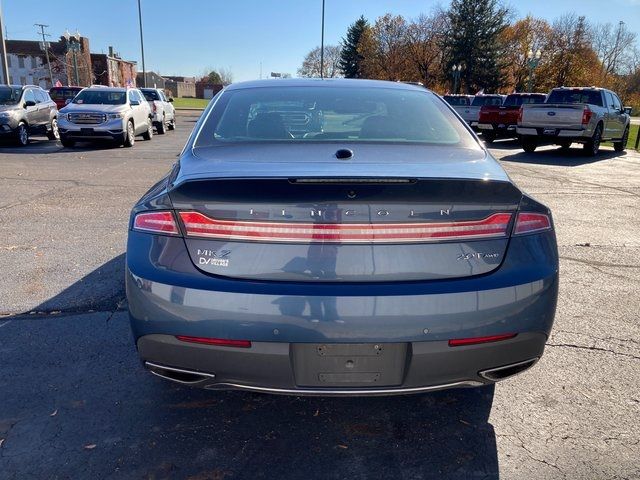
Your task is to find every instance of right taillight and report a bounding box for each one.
[513,212,551,235]
[133,211,179,235]
[581,107,592,125]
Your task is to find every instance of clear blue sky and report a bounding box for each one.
[3,0,639,81]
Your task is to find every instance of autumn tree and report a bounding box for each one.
[404,11,449,88]
[501,16,552,92]
[298,45,342,78]
[339,16,369,78]
[358,14,410,81]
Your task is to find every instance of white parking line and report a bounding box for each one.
[0,320,12,328]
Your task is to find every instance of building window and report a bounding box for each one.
[20,76,27,85]
[18,56,25,68]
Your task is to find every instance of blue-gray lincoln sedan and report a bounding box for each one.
[126,79,558,396]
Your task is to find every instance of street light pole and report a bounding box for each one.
[137,0,146,87]
[527,49,542,92]
[0,1,10,84]
[319,0,325,79]
[35,24,54,87]
[451,64,463,94]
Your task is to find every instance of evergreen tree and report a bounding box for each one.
[444,0,510,92]
[339,16,369,78]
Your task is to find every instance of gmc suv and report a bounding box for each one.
[58,87,153,148]
[0,85,59,146]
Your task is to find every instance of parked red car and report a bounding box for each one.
[49,86,84,110]
[478,93,546,143]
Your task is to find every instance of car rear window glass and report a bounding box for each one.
[197,86,476,147]
[546,90,603,106]
[49,88,82,100]
[471,96,503,107]
[443,95,471,106]
[73,90,126,105]
[141,89,160,101]
[503,95,546,107]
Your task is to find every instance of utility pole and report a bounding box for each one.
[35,23,54,87]
[319,0,325,78]
[137,0,146,87]
[0,1,10,84]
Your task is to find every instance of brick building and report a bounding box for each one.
[91,47,137,87]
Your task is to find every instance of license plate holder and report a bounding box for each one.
[292,343,407,387]
[543,128,557,136]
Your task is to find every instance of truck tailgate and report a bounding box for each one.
[522,104,584,127]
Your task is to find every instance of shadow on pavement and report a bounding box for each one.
[1,257,499,479]
[498,146,627,167]
[21,253,126,314]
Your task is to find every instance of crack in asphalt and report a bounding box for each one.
[546,342,640,361]
[559,256,640,269]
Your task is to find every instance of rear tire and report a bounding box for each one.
[60,136,75,148]
[583,123,602,157]
[47,118,60,140]
[123,120,135,147]
[613,126,629,152]
[15,122,29,146]
[521,137,537,153]
[168,117,176,131]
[142,119,153,141]
[483,132,496,144]
[157,116,166,134]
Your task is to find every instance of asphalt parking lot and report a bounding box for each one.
[1,111,638,479]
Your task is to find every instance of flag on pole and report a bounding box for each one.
[54,80,63,87]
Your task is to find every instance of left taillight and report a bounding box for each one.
[513,212,551,235]
[133,211,180,235]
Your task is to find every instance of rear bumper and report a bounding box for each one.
[126,229,558,394]
[516,126,590,140]
[138,332,545,395]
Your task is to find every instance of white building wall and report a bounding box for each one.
[7,54,49,88]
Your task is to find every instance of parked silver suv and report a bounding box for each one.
[58,87,153,148]
[140,88,176,134]
[0,85,59,146]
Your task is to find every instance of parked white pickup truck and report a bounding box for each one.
[516,87,631,156]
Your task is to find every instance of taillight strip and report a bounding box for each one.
[178,212,512,244]
[133,211,179,234]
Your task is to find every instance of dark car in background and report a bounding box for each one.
[0,85,59,146]
[478,93,547,143]
[49,86,84,110]
[126,79,559,396]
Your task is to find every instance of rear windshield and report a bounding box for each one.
[443,95,471,106]
[546,90,603,106]
[141,89,160,101]
[471,96,503,107]
[503,95,546,107]
[0,87,22,105]
[72,90,126,105]
[49,88,82,101]
[196,86,477,147]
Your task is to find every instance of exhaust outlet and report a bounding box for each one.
[479,357,538,382]
[145,361,216,385]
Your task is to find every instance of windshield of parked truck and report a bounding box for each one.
[72,90,126,105]
[0,87,22,105]
[546,89,603,106]
[471,96,503,107]
[141,89,160,101]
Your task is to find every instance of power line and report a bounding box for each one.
[35,23,54,87]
